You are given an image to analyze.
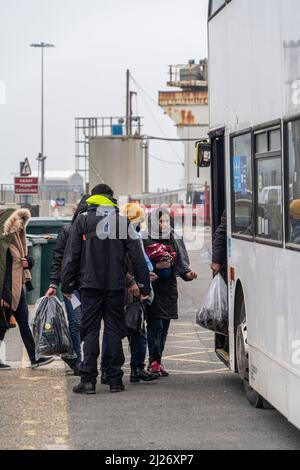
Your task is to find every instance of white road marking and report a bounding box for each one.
[156,368,228,375]
[164,357,221,365]
[167,338,213,345]
[164,350,215,359]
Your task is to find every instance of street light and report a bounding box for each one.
[30,42,55,185]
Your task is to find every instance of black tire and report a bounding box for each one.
[236,300,265,409]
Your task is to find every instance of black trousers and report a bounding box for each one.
[0,289,35,362]
[147,318,171,365]
[80,289,127,386]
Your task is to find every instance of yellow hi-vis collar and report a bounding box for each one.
[86,195,118,208]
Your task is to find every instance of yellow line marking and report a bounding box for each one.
[170,332,201,337]
[167,338,213,345]
[170,335,214,340]
[173,328,211,334]
[121,367,227,375]
[170,329,212,335]
[164,350,215,359]
[164,358,221,364]
[167,346,213,351]
[159,368,228,375]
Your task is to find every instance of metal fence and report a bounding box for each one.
[0,184,83,206]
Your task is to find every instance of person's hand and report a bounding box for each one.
[140,295,150,303]
[156,261,171,270]
[128,283,140,299]
[1,299,10,309]
[21,258,29,269]
[185,271,198,281]
[149,272,158,282]
[46,288,57,298]
[211,263,221,274]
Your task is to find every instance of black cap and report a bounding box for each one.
[91,184,114,197]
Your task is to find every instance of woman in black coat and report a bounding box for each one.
[143,208,197,377]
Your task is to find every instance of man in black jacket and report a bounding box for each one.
[46,196,89,374]
[61,184,151,395]
[211,211,227,275]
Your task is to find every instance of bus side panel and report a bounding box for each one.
[288,374,300,431]
[230,242,300,427]
[286,250,300,427]
[209,0,288,132]
[249,346,289,419]
[239,242,289,416]
[281,0,300,117]
[252,245,288,368]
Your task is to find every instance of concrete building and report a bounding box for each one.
[158,60,210,199]
[32,171,84,192]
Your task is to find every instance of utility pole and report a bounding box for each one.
[142,137,150,194]
[126,69,131,136]
[30,42,55,185]
[130,91,137,135]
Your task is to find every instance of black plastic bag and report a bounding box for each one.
[124,301,145,336]
[196,274,228,336]
[33,297,76,361]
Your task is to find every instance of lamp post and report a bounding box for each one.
[30,42,55,185]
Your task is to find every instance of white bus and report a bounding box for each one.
[205,0,300,429]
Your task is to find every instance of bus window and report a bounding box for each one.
[231,133,253,235]
[269,129,281,152]
[287,119,300,246]
[256,132,268,154]
[255,129,283,243]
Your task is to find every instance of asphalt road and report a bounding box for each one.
[1,234,300,450]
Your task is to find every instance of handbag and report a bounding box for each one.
[124,300,145,336]
[0,305,11,331]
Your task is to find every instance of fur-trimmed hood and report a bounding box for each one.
[2,209,31,311]
[3,209,31,236]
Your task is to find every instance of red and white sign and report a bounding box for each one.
[20,158,32,177]
[14,177,39,195]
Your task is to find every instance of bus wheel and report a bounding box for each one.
[236,302,264,409]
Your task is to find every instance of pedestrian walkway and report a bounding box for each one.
[1,259,300,450]
[1,308,225,375]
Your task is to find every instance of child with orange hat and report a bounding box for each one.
[290,199,300,245]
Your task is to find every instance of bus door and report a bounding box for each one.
[209,128,226,233]
[209,128,229,363]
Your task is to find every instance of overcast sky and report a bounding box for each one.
[0,0,208,191]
